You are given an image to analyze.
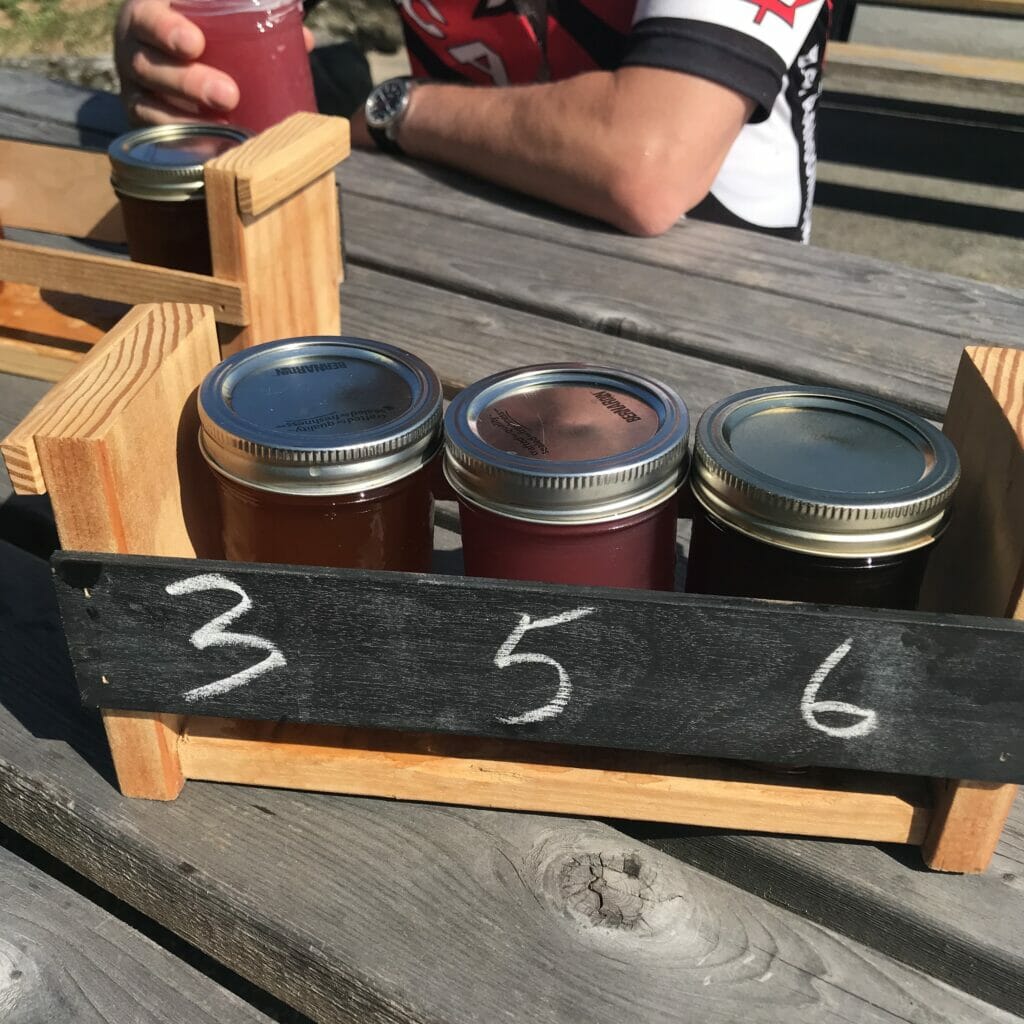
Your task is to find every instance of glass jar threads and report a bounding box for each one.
[685,386,960,609]
[108,124,250,274]
[199,337,443,571]
[444,364,690,590]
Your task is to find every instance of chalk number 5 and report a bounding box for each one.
[166,573,286,702]
[495,607,596,725]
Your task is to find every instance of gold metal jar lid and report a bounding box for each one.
[444,363,690,524]
[692,386,960,558]
[199,337,443,496]
[108,124,250,202]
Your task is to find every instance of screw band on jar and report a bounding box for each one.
[109,124,251,203]
[199,336,444,496]
[444,364,691,525]
[691,386,960,559]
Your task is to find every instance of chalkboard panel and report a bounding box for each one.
[52,551,1024,782]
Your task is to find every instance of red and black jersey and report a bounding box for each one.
[394,0,830,240]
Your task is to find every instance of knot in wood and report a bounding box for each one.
[559,852,657,930]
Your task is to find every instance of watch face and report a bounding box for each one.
[366,79,408,128]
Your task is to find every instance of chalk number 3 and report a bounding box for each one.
[495,607,596,725]
[166,573,286,702]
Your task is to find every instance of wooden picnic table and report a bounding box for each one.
[2,69,1024,1023]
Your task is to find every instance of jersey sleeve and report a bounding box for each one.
[619,0,826,119]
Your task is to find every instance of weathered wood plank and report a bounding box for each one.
[1,540,1020,1024]
[339,192,976,418]
[53,550,1024,783]
[0,843,277,1023]
[341,265,780,402]
[336,151,1024,353]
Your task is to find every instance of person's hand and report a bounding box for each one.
[114,0,315,125]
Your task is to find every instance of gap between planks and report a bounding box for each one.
[176,716,932,845]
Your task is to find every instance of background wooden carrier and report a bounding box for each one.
[2,228,1020,869]
[0,114,348,381]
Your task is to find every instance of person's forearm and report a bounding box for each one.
[392,69,750,236]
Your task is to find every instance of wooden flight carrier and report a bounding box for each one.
[2,117,1022,874]
[0,113,347,380]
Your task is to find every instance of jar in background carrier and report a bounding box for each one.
[109,124,250,275]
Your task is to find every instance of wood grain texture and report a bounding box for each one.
[0,844,276,1023]
[826,41,1024,85]
[0,336,83,382]
[341,266,780,405]
[4,303,221,800]
[206,115,344,348]
[1,542,1020,1024]
[230,112,351,216]
[0,138,123,242]
[339,188,978,419]
[337,152,1024,369]
[0,240,248,325]
[178,717,930,843]
[924,779,1019,872]
[54,551,1024,782]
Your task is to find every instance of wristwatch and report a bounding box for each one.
[365,77,416,155]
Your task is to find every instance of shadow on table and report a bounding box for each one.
[74,90,130,150]
[0,539,118,788]
[620,817,932,873]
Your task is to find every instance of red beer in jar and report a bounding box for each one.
[171,0,316,133]
[444,364,690,590]
[199,337,443,571]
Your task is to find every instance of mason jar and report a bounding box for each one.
[108,124,250,274]
[685,385,960,609]
[199,336,443,571]
[444,364,690,590]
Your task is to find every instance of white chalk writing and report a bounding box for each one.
[801,637,877,738]
[495,607,596,724]
[165,574,286,701]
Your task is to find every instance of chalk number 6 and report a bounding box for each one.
[495,607,596,725]
[166,573,286,702]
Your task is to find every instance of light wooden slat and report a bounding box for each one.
[827,41,1024,85]
[0,844,277,1023]
[179,718,931,844]
[205,117,343,349]
[0,138,123,241]
[0,336,82,382]
[0,240,249,325]
[1,303,224,801]
[0,139,123,242]
[229,112,351,216]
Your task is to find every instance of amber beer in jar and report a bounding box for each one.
[685,386,960,609]
[108,124,250,274]
[444,364,690,590]
[199,337,443,571]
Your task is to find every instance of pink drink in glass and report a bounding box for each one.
[171,0,316,133]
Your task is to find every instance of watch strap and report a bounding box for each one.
[366,77,415,156]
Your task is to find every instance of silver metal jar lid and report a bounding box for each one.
[108,124,250,202]
[199,337,443,495]
[444,364,690,524]
[692,385,961,558]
